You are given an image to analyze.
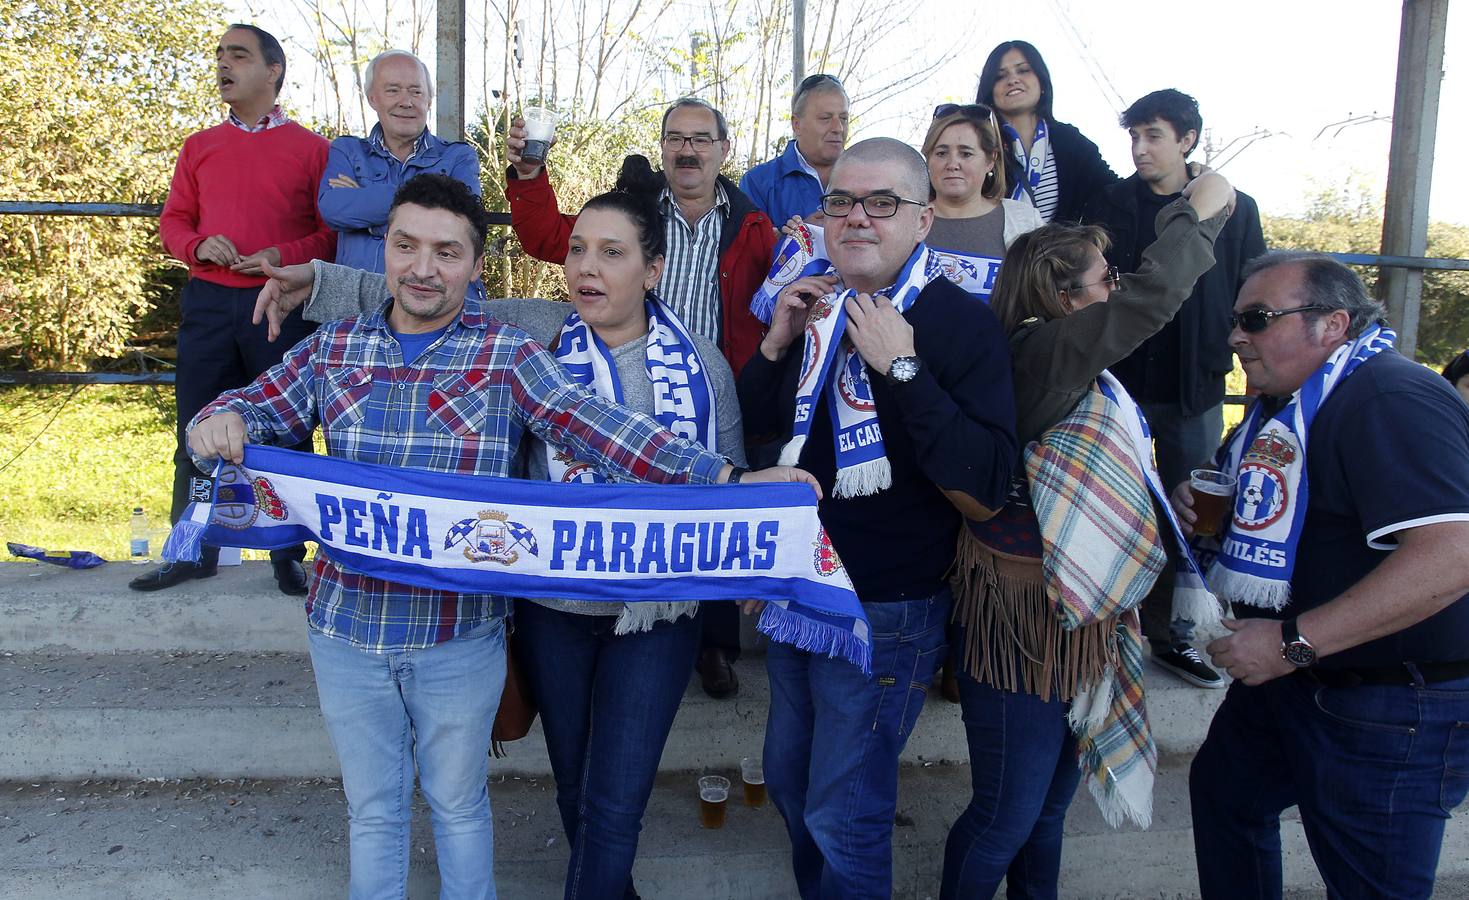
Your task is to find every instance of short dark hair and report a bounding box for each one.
[579,155,667,262]
[1120,89,1203,157]
[388,174,490,259]
[661,97,728,141]
[1242,251,1387,338]
[1443,349,1469,386]
[976,40,1054,122]
[227,24,286,96]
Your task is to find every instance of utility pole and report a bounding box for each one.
[792,0,805,89]
[1379,0,1449,359]
[435,0,465,139]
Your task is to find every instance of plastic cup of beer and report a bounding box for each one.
[520,106,558,165]
[1189,468,1237,538]
[698,775,730,828]
[740,756,766,808]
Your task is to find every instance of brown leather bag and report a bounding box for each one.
[491,625,538,757]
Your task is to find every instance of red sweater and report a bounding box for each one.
[160,121,337,288]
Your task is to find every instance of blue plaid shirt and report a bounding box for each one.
[194,294,726,651]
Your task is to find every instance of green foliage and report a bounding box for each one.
[1261,180,1469,367]
[0,0,223,368]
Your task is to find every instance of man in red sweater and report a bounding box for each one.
[505,97,777,698]
[135,23,336,595]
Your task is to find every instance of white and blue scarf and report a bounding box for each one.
[1096,371,1219,629]
[750,222,835,324]
[777,244,942,498]
[549,296,716,482]
[927,246,1003,302]
[1002,118,1049,206]
[1202,324,1396,610]
[164,444,873,671]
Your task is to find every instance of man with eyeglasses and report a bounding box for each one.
[740,73,850,226]
[505,96,775,698]
[1171,251,1469,898]
[739,138,1016,899]
[1080,89,1266,689]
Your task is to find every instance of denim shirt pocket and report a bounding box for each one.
[322,367,374,433]
[427,371,490,436]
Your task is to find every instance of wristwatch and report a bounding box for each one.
[1280,617,1318,668]
[887,355,921,384]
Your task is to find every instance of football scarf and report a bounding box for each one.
[777,243,942,498]
[1096,371,1219,630]
[926,246,1003,303]
[750,222,835,324]
[163,444,872,672]
[548,296,716,482]
[1002,118,1049,207]
[1203,323,1395,610]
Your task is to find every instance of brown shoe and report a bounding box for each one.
[698,647,739,699]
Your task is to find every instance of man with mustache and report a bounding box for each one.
[139,23,335,596]
[505,97,776,698]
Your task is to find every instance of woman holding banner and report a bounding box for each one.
[939,170,1235,897]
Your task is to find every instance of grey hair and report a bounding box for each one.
[829,137,930,201]
[661,96,729,141]
[793,76,848,116]
[365,49,433,100]
[1242,250,1387,338]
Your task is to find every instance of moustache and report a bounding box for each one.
[675,155,701,168]
[397,276,445,293]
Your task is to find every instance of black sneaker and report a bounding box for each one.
[1152,643,1225,689]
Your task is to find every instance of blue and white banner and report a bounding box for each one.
[928,247,1003,302]
[165,445,871,671]
[750,222,835,324]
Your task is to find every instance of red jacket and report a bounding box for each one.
[505,168,774,377]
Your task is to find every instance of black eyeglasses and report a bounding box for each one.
[1063,266,1120,295]
[661,133,717,152]
[819,192,926,218]
[1230,305,1333,333]
[933,102,996,122]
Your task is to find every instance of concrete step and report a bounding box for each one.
[2,763,1465,899]
[0,646,1223,782]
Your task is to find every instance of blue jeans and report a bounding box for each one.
[939,673,1081,899]
[307,618,507,900]
[1190,671,1469,899]
[515,601,701,900]
[764,592,950,899]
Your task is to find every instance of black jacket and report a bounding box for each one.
[1080,174,1267,415]
[1001,119,1118,224]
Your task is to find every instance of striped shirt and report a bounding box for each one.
[659,183,729,345]
[226,104,291,133]
[1031,141,1060,223]
[194,295,726,652]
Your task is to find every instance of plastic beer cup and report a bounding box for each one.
[1190,468,1237,538]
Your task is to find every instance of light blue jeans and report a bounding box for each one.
[308,618,507,900]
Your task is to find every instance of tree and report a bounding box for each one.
[0,0,222,369]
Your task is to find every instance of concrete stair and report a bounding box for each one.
[2,561,1466,898]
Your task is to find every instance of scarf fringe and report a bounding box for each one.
[951,530,1115,701]
[1077,744,1155,830]
[1068,667,1114,733]
[1208,562,1292,611]
[1173,581,1225,628]
[613,601,698,634]
[832,458,892,499]
[160,518,207,564]
[778,435,806,467]
[758,602,873,674]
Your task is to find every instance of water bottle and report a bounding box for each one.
[129,507,150,563]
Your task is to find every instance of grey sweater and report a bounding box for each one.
[303,263,747,626]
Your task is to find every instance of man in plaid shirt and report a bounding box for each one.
[187,174,812,899]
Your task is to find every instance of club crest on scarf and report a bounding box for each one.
[750,223,835,323]
[210,464,288,529]
[935,252,980,285]
[445,509,540,565]
[812,528,845,577]
[1235,432,1295,531]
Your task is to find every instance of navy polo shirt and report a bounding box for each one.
[1235,349,1469,667]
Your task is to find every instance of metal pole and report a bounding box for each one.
[792,0,805,89]
[436,0,467,140]
[1379,0,1449,359]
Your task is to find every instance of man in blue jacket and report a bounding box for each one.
[739,74,849,226]
[318,50,482,275]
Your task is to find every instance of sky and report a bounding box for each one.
[238,0,1466,226]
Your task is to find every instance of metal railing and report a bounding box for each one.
[2,200,1466,391]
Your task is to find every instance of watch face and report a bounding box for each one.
[890,357,919,383]
[1284,642,1317,668]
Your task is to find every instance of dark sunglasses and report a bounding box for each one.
[795,73,843,103]
[1230,305,1333,333]
[933,102,995,121]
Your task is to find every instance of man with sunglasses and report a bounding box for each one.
[739,138,1016,899]
[1174,252,1469,898]
[505,96,775,698]
[1080,89,1266,689]
[740,73,850,226]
